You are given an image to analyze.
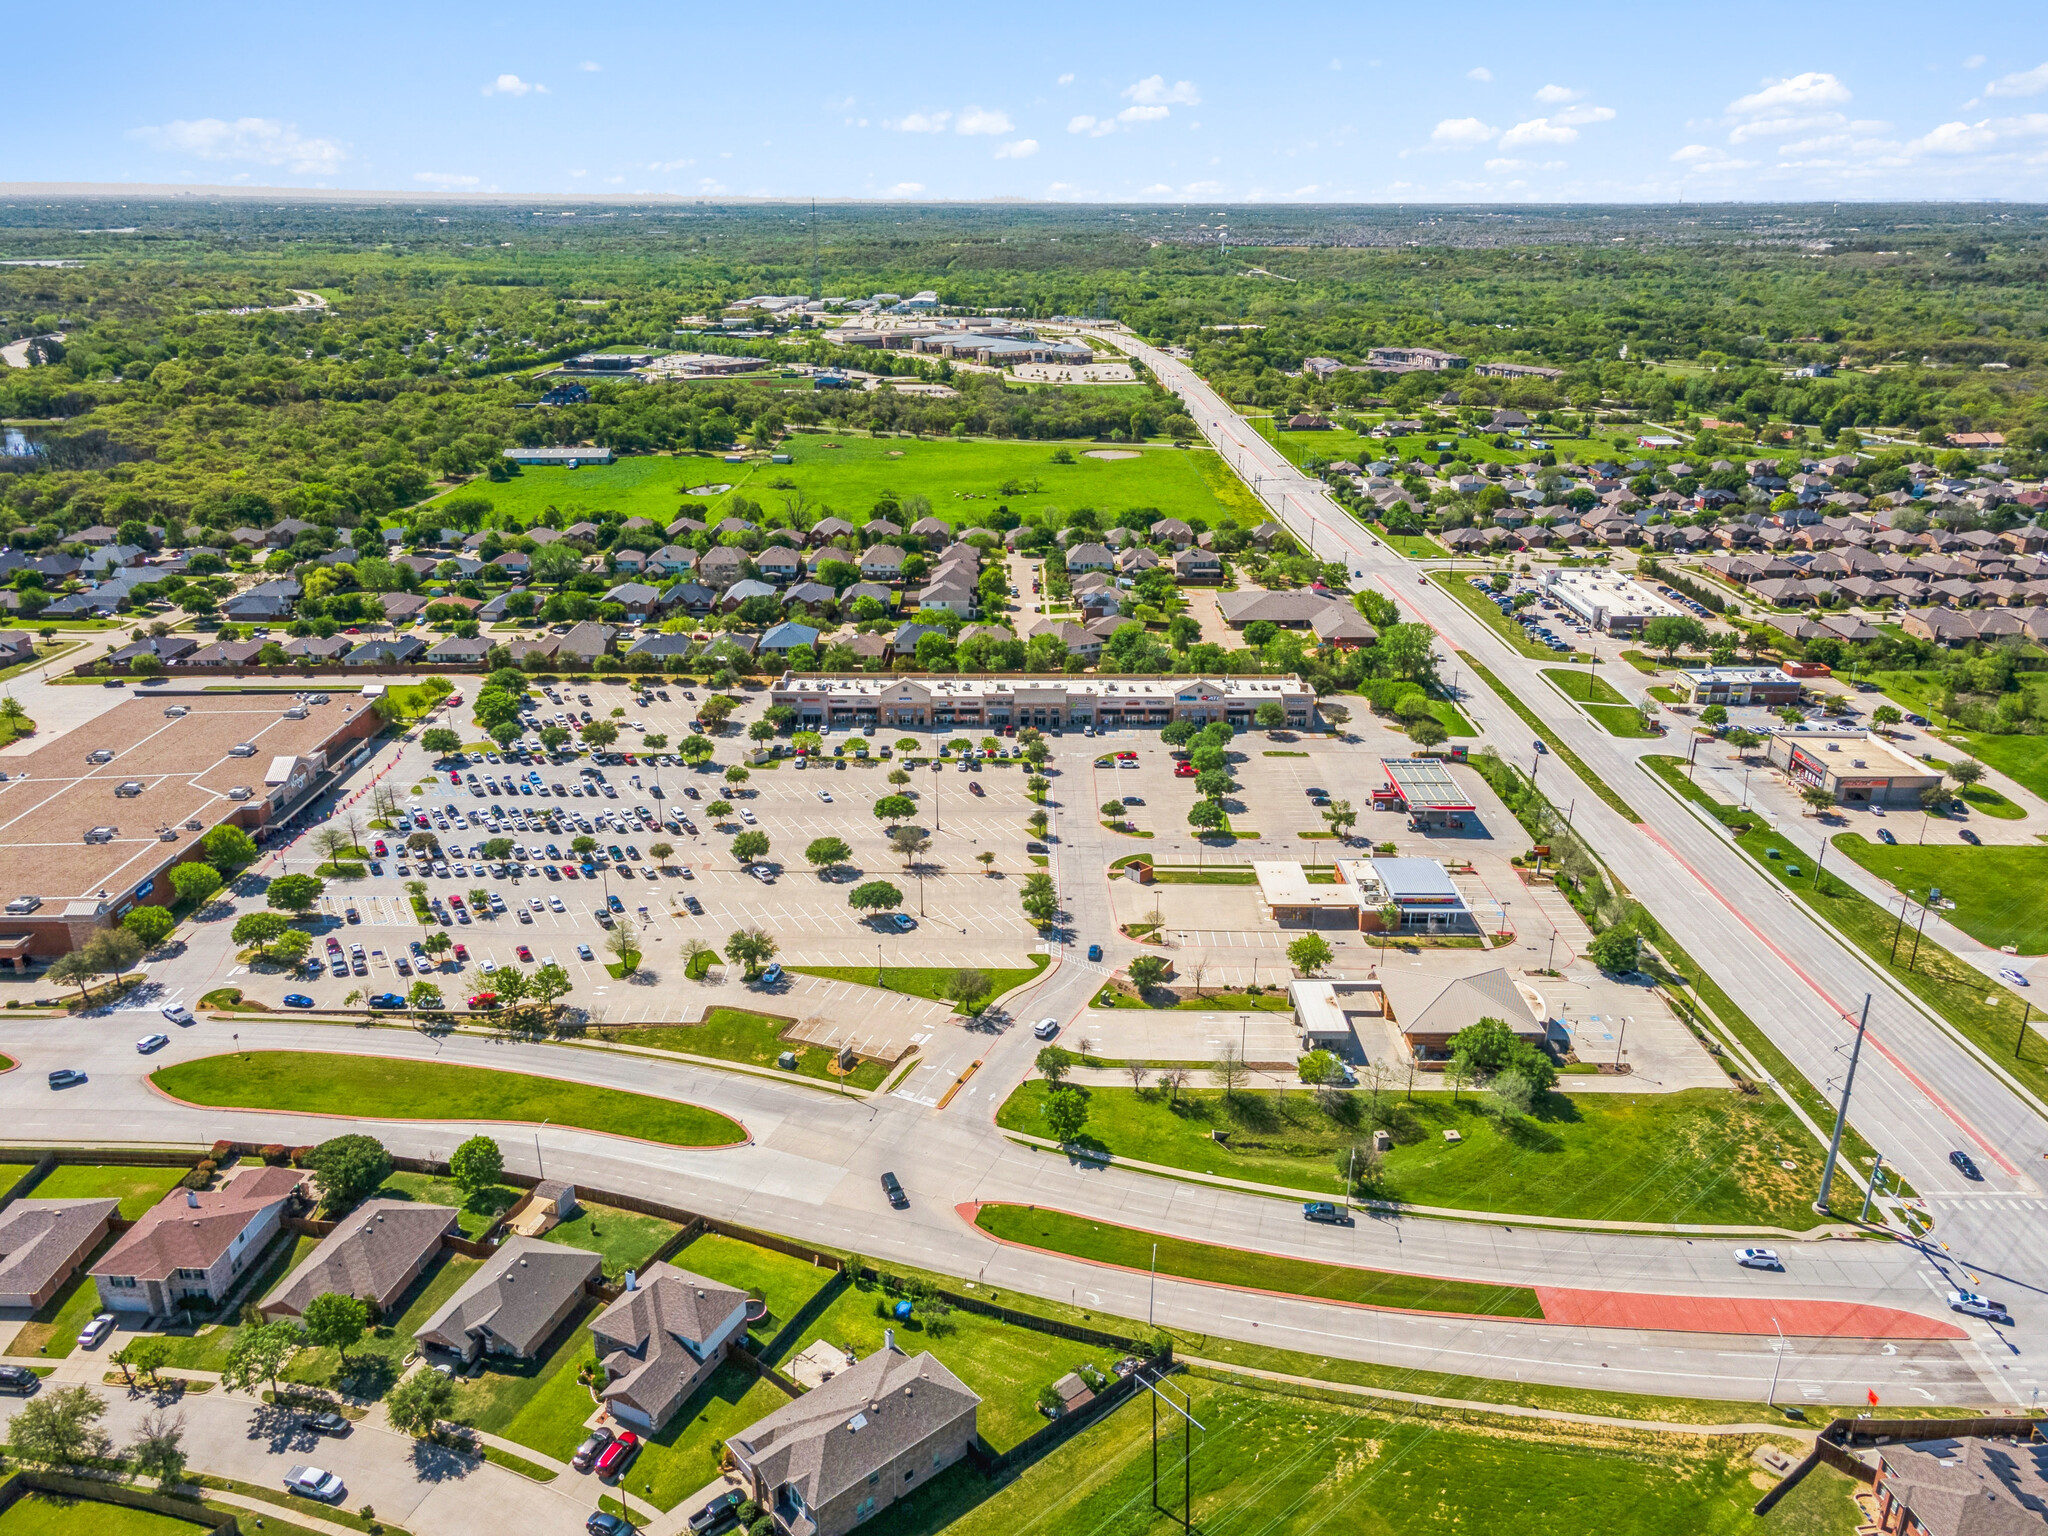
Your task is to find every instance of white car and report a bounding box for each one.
[549,896,566,912]
[818,791,833,802]
[160,1002,194,1026]
[285,1466,346,1502]
[739,809,757,824]
[77,1313,116,1350]
[529,897,544,910]
[1997,967,2029,988]
[1732,1247,1781,1270]
[1948,1289,2012,1322]
[136,1033,170,1054]
[1033,1017,1060,1040]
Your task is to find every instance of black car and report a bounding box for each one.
[586,1514,633,1536]
[683,895,704,914]
[1951,1149,1984,1181]
[881,1171,908,1209]
[304,1411,350,1436]
[1302,1201,1354,1226]
[687,1490,744,1535]
[0,1365,40,1396]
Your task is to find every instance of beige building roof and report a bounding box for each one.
[261,1199,458,1318]
[1381,966,1545,1041]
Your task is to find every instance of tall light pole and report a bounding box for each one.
[1766,1317,1786,1409]
[1814,995,1870,1215]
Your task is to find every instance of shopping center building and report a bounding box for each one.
[767,674,1316,731]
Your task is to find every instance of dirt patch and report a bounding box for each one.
[1083,449,1141,460]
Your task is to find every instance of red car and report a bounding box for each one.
[466,992,498,1009]
[452,944,469,962]
[561,865,579,880]
[373,839,388,856]
[596,1432,641,1482]
[449,894,465,907]
[448,771,461,784]
[1174,763,1198,778]
[515,945,533,962]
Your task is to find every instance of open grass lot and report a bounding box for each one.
[1640,755,2048,1104]
[1865,671,2048,802]
[1831,835,2048,955]
[0,1163,38,1195]
[0,1494,210,1535]
[997,1080,1827,1229]
[604,1010,891,1090]
[540,1200,679,1276]
[757,1275,1097,1453]
[670,1231,836,1341]
[428,436,1248,532]
[1542,666,1630,706]
[150,1052,746,1148]
[866,1374,1822,1536]
[978,1205,1543,1319]
[30,1164,188,1220]
[1585,702,1661,738]
[789,955,1049,1010]
[374,1169,519,1240]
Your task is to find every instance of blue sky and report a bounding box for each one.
[10,1,2048,202]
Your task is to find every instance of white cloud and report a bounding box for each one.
[1467,66,1492,82]
[994,138,1039,159]
[1118,104,1170,123]
[1182,179,1224,195]
[1057,72,1074,85]
[1067,113,1115,136]
[128,117,347,174]
[698,177,727,194]
[1498,117,1578,148]
[956,106,1014,135]
[647,157,694,171]
[1985,61,2048,98]
[1555,104,1615,126]
[886,182,925,196]
[482,73,545,96]
[1909,113,2048,154]
[1670,143,1755,172]
[579,60,601,72]
[1124,75,1200,106]
[1964,54,1986,69]
[1728,72,1849,116]
[1046,181,1077,194]
[1143,183,1174,193]
[888,111,951,133]
[414,171,480,187]
[1430,117,1498,146]
[1533,83,1583,104]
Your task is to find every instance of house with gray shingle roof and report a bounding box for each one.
[261,1199,458,1322]
[590,1264,749,1432]
[414,1235,600,1363]
[0,1198,120,1310]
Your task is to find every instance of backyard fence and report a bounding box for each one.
[0,1470,239,1532]
[1752,1415,2043,1515]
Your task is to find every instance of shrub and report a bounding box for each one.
[260,1144,288,1165]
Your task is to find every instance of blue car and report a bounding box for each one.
[283,994,315,1009]
[1086,943,1102,962]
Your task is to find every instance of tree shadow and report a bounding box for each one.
[407,1436,480,1482]
[246,1399,319,1454]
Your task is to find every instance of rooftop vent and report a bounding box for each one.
[3,896,40,915]
[84,827,118,844]
[227,743,257,758]
[227,786,253,801]
[283,706,309,720]
[183,819,202,832]
[309,693,331,705]
[157,828,178,842]
[164,706,189,718]
[115,781,145,798]
[87,749,114,764]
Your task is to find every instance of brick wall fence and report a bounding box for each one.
[0,1469,239,1532]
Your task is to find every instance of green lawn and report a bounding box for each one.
[280,1252,481,1398]
[670,1232,836,1342]
[1831,835,2048,955]
[144,1234,324,1373]
[624,1361,792,1511]
[1865,670,2048,802]
[977,1205,1542,1320]
[1585,702,1661,738]
[30,1163,189,1220]
[758,1274,1098,1453]
[11,1229,128,1359]
[428,436,1250,533]
[790,955,1048,1009]
[1541,666,1630,706]
[456,1300,600,1441]
[602,1010,891,1089]
[1092,984,1291,1011]
[0,1163,39,1196]
[151,1052,746,1148]
[1369,523,1449,558]
[997,1081,1829,1229]
[374,1170,520,1240]
[1465,660,1641,821]
[1426,697,1477,737]
[541,1201,679,1277]
[866,1373,1817,1536]
[1959,783,2027,820]
[0,1494,211,1535]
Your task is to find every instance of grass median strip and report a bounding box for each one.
[594,1009,892,1089]
[790,954,1047,1007]
[974,1204,1544,1319]
[150,1052,746,1147]
[1462,653,1640,821]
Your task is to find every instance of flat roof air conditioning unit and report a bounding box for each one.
[227,786,254,801]
[283,706,310,720]
[164,705,189,718]
[4,896,41,915]
[83,827,117,844]
[115,781,145,798]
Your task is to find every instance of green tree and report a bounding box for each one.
[44,949,103,1004]
[583,719,619,748]
[849,880,904,915]
[305,1134,391,1214]
[805,836,853,874]
[272,928,313,967]
[1407,718,1448,747]
[1187,798,1225,831]
[6,1385,111,1469]
[731,829,770,864]
[1950,758,1985,788]
[450,1134,504,1200]
[725,927,778,978]
[1700,704,1729,728]
[231,910,288,952]
[1298,1049,1341,1085]
[1194,768,1234,799]
[1128,954,1169,992]
[386,1368,455,1438]
[421,727,462,756]
[1449,1016,1558,1094]
[872,794,917,827]
[1871,705,1903,733]
[1586,923,1641,975]
[1035,1044,1075,1083]
[606,917,641,974]
[1641,615,1709,660]
[1044,1085,1089,1144]
[301,1292,369,1363]
[1020,871,1059,924]
[266,873,325,914]
[199,824,260,873]
[167,861,223,905]
[220,1320,303,1397]
[1254,700,1287,730]
[123,905,175,950]
[1287,933,1334,976]
[941,968,992,1016]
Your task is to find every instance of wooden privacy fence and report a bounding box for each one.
[0,1470,239,1532]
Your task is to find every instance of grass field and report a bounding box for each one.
[1865,670,2048,802]
[670,1231,836,1340]
[375,1169,520,1239]
[539,1200,679,1275]
[0,1494,210,1535]
[1831,835,2048,955]
[602,1009,891,1089]
[997,1081,1826,1228]
[30,1163,188,1220]
[1541,666,1630,706]
[1585,702,1661,738]
[976,1205,1543,1318]
[151,1052,746,1148]
[866,1373,1829,1536]
[789,955,1049,1009]
[0,1163,38,1195]
[427,436,1251,533]
[1463,658,1641,821]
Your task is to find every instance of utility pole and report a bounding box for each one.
[1814,994,1870,1215]
[1907,888,1940,972]
[1148,1242,1157,1325]
[2019,1001,2034,1061]
[1859,1154,1884,1224]
[1766,1317,1786,1409]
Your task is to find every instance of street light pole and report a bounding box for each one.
[1814,994,1870,1215]
[1766,1318,1785,1409]
[1148,1242,1157,1325]
[1859,1154,1885,1224]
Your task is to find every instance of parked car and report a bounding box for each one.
[1878,828,1897,844]
[283,994,315,1009]
[1302,1202,1353,1226]
[1732,1247,1782,1270]
[761,962,785,985]
[586,1514,633,1536]
[1950,1150,1984,1181]
[366,993,407,1010]
[576,943,595,961]
[136,1033,170,1054]
[77,1314,115,1349]
[881,1171,909,1209]
[1997,967,2029,988]
[1947,1289,2012,1323]
[0,1365,40,1396]
[572,1427,614,1472]
[304,1411,351,1436]
[1086,944,1102,962]
[285,1466,346,1502]
[1033,1017,1060,1040]
[888,912,915,932]
[595,1431,641,1481]
[687,1490,744,1535]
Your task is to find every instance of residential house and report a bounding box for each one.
[563,522,603,543]
[1150,517,1195,548]
[699,547,749,588]
[808,517,856,546]
[281,635,353,664]
[92,1166,305,1318]
[713,517,757,538]
[727,1341,980,1536]
[425,635,493,663]
[721,578,780,612]
[414,1236,601,1365]
[665,517,707,540]
[1029,619,1102,660]
[909,516,952,548]
[604,582,670,618]
[612,549,650,576]
[589,1264,749,1433]
[1173,548,1223,583]
[184,639,268,667]
[651,546,698,576]
[759,621,821,655]
[668,582,718,615]
[476,588,526,622]
[784,581,836,612]
[628,634,699,664]
[221,579,302,621]
[1217,588,1356,630]
[556,622,617,665]
[1116,547,1160,576]
[843,581,895,610]
[891,621,947,656]
[382,592,430,623]
[756,546,805,582]
[862,518,903,544]
[492,550,532,578]
[916,580,975,617]
[860,545,907,581]
[110,635,200,667]
[1311,608,1378,648]
[1871,1434,2048,1536]
[345,636,427,666]
[1064,542,1113,573]
[260,1200,459,1322]
[0,1198,120,1310]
